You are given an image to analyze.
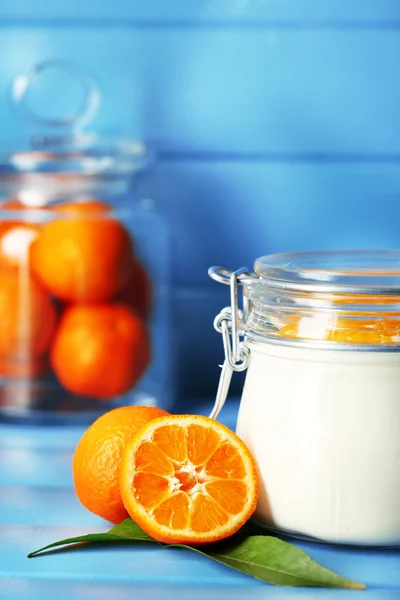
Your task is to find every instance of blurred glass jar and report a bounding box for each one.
[0,64,171,423]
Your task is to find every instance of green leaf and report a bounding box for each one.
[108,519,154,541]
[27,518,365,590]
[27,533,137,558]
[27,521,156,558]
[200,536,365,589]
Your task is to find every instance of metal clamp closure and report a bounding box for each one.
[208,266,253,419]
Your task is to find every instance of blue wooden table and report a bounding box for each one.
[0,399,399,599]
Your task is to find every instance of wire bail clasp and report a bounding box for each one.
[208,266,253,419]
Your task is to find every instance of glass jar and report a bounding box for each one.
[0,63,171,423]
[209,250,400,547]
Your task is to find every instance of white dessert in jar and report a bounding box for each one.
[236,341,400,545]
[210,250,400,546]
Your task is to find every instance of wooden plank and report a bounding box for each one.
[173,287,245,397]
[0,27,399,155]
[140,160,400,286]
[0,0,399,23]
[0,580,265,600]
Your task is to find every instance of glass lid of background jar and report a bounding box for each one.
[0,60,152,205]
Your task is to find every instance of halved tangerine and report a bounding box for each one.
[119,414,259,545]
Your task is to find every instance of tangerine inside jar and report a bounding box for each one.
[211,250,400,547]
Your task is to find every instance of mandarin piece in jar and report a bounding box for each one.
[329,318,400,344]
[50,303,151,399]
[280,314,400,344]
[30,204,133,302]
[332,294,400,305]
[115,259,152,321]
[72,405,170,524]
[0,270,56,361]
[119,414,259,545]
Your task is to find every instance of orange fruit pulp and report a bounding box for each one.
[72,405,170,524]
[30,200,133,302]
[50,303,151,399]
[119,414,259,545]
[0,269,56,362]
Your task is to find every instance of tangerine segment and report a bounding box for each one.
[133,473,171,510]
[153,492,191,530]
[186,424,221,465]
[190,494,230,533]
[205,480,248,515]
[135,441,174,476]
[120,414,259,545]
[151,425,187,463]
[205,443,247,479]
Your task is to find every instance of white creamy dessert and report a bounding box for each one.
[236,341,400,546]
[210,250,400,546]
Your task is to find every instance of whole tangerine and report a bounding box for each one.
[72,405,169,523]
[30,209,133,302]
[50,303,151,399]
[0,269,57,361]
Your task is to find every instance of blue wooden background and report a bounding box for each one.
[0,0,399,400]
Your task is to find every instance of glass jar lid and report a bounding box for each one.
[238,250,400,350]
[0,134,150,176]
[0,60,152,204]
[0,135,151,204]
[254,250,400,294]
